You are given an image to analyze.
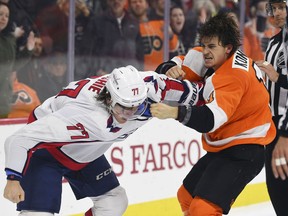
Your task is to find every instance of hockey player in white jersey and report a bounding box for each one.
[3,65,202,216]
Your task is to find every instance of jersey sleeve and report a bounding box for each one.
[171,47,207,81]
[140,71,202,106]
[4,113,78,175]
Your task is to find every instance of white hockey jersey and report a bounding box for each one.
[5,71,198,176]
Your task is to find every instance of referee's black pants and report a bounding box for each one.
[265,116,288,216]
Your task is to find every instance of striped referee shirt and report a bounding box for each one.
[265,28,288,134]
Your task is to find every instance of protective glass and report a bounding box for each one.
[112,99,148,120]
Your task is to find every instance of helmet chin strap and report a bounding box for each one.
[108,105,113,115]
[106,98,114,115]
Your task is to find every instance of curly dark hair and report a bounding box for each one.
[198,12,241,57]
[96,86,111,107]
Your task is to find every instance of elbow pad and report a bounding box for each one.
[155,61,177,74]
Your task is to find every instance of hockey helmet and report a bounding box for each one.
[106,65,148,119]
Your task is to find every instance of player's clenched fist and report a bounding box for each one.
[150,103,178,119]
[4,180,25,203]
[166,65,186,80]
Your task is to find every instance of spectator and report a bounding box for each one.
[5,0,37,48]
[57,0,92,55]
[181,0,194,14]
[147,0,164,20]
[57,0,93,80]
[186,0,216,46]
[35,49,67,102]
[193,1,216,24]
[32,0,57,13]
[243,0,270,61]
[170,6,196,59]
[83,0,144,76]
[129,0,179,70]
[211,0,225,13]
[8,71,41,118]
[0,2,35,118]
[90,0,108,14]
[169,5,188,58]
[34,0,69,52]
[171,0,184,8]
[17,35,45,88]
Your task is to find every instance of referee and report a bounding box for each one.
[256,0,288,215]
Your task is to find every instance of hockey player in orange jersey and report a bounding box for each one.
[151,13,276,216]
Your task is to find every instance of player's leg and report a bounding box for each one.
[17,149,64,214]
[177,184,193,216]
[84,185,128,216]
[189,197,222,216]
[265,134,288,216]
[178,151,217,215]
[188,144,265,215]
[19,211,54,216]
[65,155,128,216]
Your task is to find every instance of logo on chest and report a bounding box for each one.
[107,115,121,133]
[277,50,286,69]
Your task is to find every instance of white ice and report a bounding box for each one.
[229,202,276,216]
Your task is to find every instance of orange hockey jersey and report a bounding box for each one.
[173,49,276,152]
[202,50,275,151]
[171,46,207,81]
[139,20,179,71]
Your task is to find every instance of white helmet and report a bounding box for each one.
[106,65,148,108]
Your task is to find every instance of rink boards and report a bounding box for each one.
[0,118,269,216]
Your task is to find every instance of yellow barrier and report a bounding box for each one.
[70,182,269,216]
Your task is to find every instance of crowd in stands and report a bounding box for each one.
[0,0,280,119]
